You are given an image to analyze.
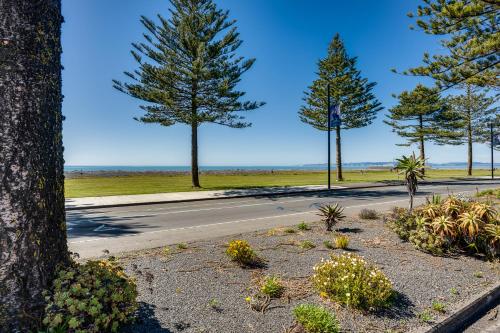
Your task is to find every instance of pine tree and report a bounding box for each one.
[404,0,499,90]
[299,34,383,181]
[0,0,68,330]
[445,85,498,175]
[384,84,457,174]
[113,0,264,188]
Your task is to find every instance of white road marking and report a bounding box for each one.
[93,224,117,232]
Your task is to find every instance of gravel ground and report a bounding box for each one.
[118,215,499,333]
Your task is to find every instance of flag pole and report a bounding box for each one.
[327,83,331,190]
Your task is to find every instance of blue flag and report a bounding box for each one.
[329,104,341,127]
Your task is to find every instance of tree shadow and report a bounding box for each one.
[336,227,363,233]
[122,302,173,333]
[373,291,416,320]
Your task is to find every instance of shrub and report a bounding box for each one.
[323,240,334,249]
[312,253,393,310]
[284,228,297,234]
[293,304,339,333]
[226,240,257,265]
[317,204,345,231]
[298,222,311,231]
[431,300,446,313]
[334,235,349,249]
[476,188,500,199]
[260,276,284,298]
[42,259,138,333]
[177,243,188,250]
[299,240,316,249]
[359,209,378,220]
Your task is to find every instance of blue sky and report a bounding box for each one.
[61,0,497,166]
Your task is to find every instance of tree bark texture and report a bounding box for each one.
[0,0,68,331]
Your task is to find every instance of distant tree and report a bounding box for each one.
[113,0,264,188]
[385,84,458,174]
[443,85,498,175]
[403,0,499,90]
[0,0,68,330]
[395,154,426,212]
[299,34,383,181]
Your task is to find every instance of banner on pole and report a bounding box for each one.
[329,104,341,127]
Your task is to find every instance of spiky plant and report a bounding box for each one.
[442,196,463,218]
[468,202,496,223]
[431,216,457,239]
[484,224,500,254]
[421,204,442,220]
[458,212,484,240]
[395,154,426,212]
[426,194,442,205]
[317,204,346,231]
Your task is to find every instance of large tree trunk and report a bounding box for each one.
[418,115,425,175]
[467,111,473,176]
[335,125,343,181]
[0,1,68,331]
[191,123,200,188]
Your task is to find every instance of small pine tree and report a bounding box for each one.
[444,85,498,175]
[113,0,264,188]
[385,84,458,174]
[299,34,383,181]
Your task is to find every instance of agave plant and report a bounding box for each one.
[395,154,425,212]
[421,204,442,220]
[442,196,463,218]
[317,203,345,231]
[468,202,497,223]
[458,212,484,239]
[431,216,457,239]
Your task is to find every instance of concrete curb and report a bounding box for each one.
[426,282,500,333]
[65,178,496,211]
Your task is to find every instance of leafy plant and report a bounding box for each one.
[177,243,188,250]
[42,259,138,333]
[469,202,496,222]
[323,240,334,249]
[284,228,297,234]
[431,300,446,314]
[484,223,500,255]
[298,222,311,231]
[226,240,257,266]
[260,276,284,298]
[317,204,346,231]
[299,240,316,250]
[293,304,340,333]
[419,309,434,323]
[450,287,458,295]
[359,209,378,220]
[334,235,350,249]
[431,216,457,239]
[442,196,463,218]
[312,253,393,310]
[476,188,500,199]
[394,154,425,212]
[458,212,483,239]
[474,271,483,278]
[162,246,171,256]
[426,194,442,205]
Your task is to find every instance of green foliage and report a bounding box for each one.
[260,276,284,298]
[177,243,188,250]
[317,204,346,231]
[477,188,500,199]
[323,240,335,249]
[450,287,458,295]
[334,235,350,249]
[284,228,297,234]
[359,209,378,220]
[395,154,426,211]
[405,0,499,89]
[474,271,483,278]
[42,259,138,333]
[298,222,311,231]
[388,196,499,258]
[312,253,393,310]
[293,304,340,333]
[419,309,434,323]
[299,240,316,250]
[226,240,257,265]
[162,246,171,257]
[431,300,446,314]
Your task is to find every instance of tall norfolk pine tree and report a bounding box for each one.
[444,85,498,175]
[114,0,264,188]
[384,84,458,174]
[299,34,383,181]
[0,0,68,330]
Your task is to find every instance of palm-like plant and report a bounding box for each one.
[421,204,442,220]
[484,223,500,252]
[395,154,425,212]
[458,212,484,239]
[431,216,457,239]
[468,202,496,223]
[317,204,346,231]
[442,196,464,218]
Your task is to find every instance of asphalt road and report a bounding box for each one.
[67,179,498,258]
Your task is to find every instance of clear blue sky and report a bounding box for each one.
[61,0,496,166]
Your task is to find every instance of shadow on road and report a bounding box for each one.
[122,302,173,333]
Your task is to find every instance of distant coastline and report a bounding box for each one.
[64,162,498,173]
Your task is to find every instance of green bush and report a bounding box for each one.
[42,258,138,333]
[299,240,316,249]
[298,222,311,231]
[334,235,349,249]
[312,253,393,310]
[260,275,284,298]
[293,304,339,333]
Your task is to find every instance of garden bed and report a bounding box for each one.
[118,212,499,333]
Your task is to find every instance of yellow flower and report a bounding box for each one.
[245,296,251,302]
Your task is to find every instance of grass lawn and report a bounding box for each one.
[65,168,498,198]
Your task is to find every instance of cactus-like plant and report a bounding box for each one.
[317,204,346,231]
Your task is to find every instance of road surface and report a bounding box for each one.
[67,179,498,258]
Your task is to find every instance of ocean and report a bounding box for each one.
[64,162,498,172]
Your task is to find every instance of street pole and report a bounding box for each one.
[327,83,331,190]
[491,122,494,180]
